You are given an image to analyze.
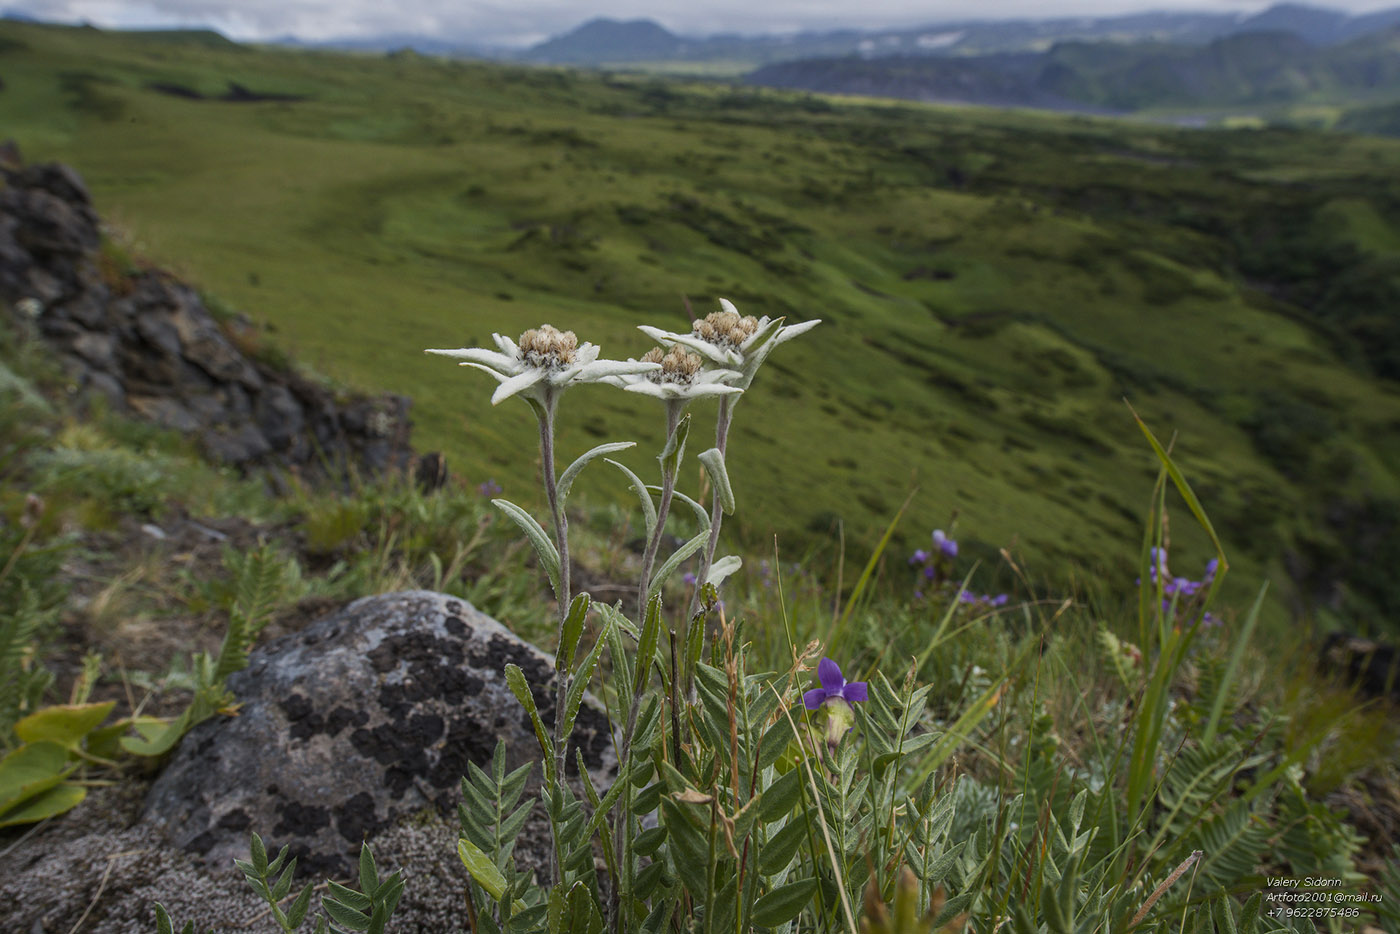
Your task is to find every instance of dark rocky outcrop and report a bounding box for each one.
[0,148,411,478]
[142,591,615,878]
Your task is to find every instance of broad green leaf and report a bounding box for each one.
[705,555,742,589]
[0,741,71,813]
[697,447,735,514]
[605,459,656,533]
[0,782,86,827]
[759,768,803,823]
[458,837,509,901]
[557,442,636,503]
[14,701,116,750]
[758,816,807,875]
[493,498,561,599]
[750,877,818,927]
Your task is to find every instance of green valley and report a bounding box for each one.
[3,19,1400,630]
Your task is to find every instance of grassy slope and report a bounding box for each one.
[4,21,1400,627]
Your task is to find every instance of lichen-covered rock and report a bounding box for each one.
[142,591,615,878]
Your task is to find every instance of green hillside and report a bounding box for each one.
[4,20,1400,629]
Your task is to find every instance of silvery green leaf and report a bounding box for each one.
[605,459,656,533]
[425,347,515,371]
[750,878,818,928]
[649,486,710,530]
[1068,788,1087,836]
[706,555,742,588]
[648,529,709,599]
[697,448,734,515]
[491,368,547,406]
[492,499,560,599]
[557,442,635,504]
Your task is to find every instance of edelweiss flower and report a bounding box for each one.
[638,299,820,391]
[426,324,657,406]
[606,344,742,402]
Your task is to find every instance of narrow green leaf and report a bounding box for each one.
[504,664,555,781]
[271,858,298,901]
[557,442,636,503]
[358,844,379,897]
[605,459,656,534]
[659,413,691,474]
[322,897,371,931]
[648,529,709,599]
[697,447,735,515]
[155,903,175,934]
[750,877,818,927]
[633,594,663,692]
[562,613,609,744]
[493,499,561,600]
[653,487,711,530]
[288,883,314,930]
[556,594,592,673]
[326,881,373,912]
[250,832,269,875]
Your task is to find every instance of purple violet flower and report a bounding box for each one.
[478,478,503,498]
[1203,558,1219,582]
[682,572,697,586]
[911,548,930,565]
[803,658,868,711]
[933,529,959,558]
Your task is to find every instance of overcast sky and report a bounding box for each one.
[7,0,1399,47]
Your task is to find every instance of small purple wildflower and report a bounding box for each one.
[910,548,931,565]
[682,572,697,586]
[933,529,959,558]
[477,478,503,498]
[923,565,936,581]
[803,658,868,711]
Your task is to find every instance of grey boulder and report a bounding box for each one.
[142,591,616,877]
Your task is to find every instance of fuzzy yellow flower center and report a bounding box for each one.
[518,324,578,369]
[693,310,759,348]
[643,345,702,384]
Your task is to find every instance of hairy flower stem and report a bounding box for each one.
[635,401,683,623]
[612,401,683,931]
[688,395,733,622]
[536,391,571,887]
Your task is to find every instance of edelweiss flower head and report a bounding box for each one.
[638,298,820,391]
[426,324,658,406]
[605,344,742,402]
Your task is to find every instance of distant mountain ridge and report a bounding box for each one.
[746,25,1400,113]
[514,3,1400,70]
